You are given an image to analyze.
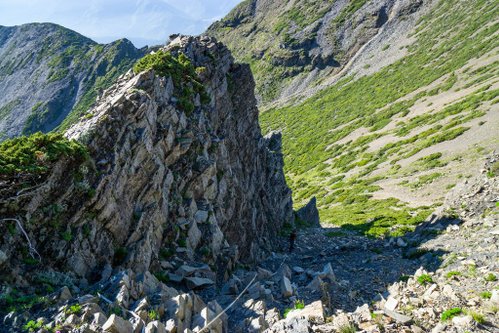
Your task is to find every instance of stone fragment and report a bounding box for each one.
[306,276,323,292]
[79,294,99,305]
[268,317,311,332]
[383,308,412,324]
[175,265,198,277]
[292,266,304,274]
[280,276,293,298]
[411,325,424,333]
[352,304,371,323]
[188,221,202,249]
[257,267,273,280]
[318,263,335,281]
[64,314,80,325]
[92,312,108,327]
[102,314,133,333]
[247,281,262,299]
[265,308,281,328]
[276,264,292,280]
[451,315,473,327]
[185,277,215,289]
[59,286,72,302]
[431,323,447,333]
[194,210,208,223]
[332,313,350,330]
[145,320,167,333]
[491,289,499,305]
[165,319,176,333]
[385,297,399,311]
[168,273,184,283]
[286,300,325,323]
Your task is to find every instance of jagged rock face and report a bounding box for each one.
[0,36,293,283]
[0,23,145,139]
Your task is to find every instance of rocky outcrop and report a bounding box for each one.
[295,197,320,228]
[0,23,146,139]
[0,35,293,287]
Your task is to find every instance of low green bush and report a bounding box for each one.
[441,307,462,321]
[133,51,210,113]
[417,274,433,285]
[0,132,87,175]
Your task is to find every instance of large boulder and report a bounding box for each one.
[295,197,320,227]
[102,314,133,333]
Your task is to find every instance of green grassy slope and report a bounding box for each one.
[261,0,499,237]
[207,0,376,104]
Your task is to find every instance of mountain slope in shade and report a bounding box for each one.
[0,23,147,139]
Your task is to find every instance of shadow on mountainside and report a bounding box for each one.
[251,214,460,313]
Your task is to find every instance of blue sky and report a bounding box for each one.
[0,0,242,47]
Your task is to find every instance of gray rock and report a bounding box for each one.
[168,273,184,283]
[185,277,215,289]
[145,320,167,333]
[257,267,273,280]
[194,210,209,224]
[292,266,304,274]
[280,276,293,298]
[352,304,371,323]
[383,308,412,324]
[247,281,262,299]
[295,197,320,227]
[221,275,241,295]
[276,264,292,281]
[102,314,133,333]
[265,308,281,328]
[82,303,103,318]
[268,317,312,333]
[188,221,202,249]
[64,314,80,325]
[451,315,473,327]
[286,300,324,323]
[384,297,398,311]
[411,325,424,333]
[306,276,323,291]
[318,263,335,281]
[58,286,72,302]
[78,294,100,305]
[175,265,199,277]
[431,323,447,333]
[92,312,108,327]
[165,319,176,333]
[491,289,499,305]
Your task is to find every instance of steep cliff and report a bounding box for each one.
[0,23,146,139]
[0,36,293,288]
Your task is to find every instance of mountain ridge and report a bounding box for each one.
[206,0,432,107]
[0,22,147,140]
